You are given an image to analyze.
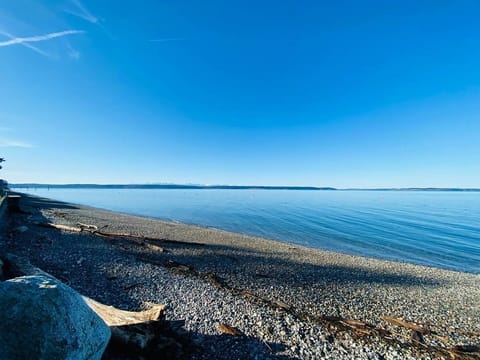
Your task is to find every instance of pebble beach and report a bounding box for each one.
[4,193,480,359]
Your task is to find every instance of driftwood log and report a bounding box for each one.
[35,221,205,248]
[84,297,165,327]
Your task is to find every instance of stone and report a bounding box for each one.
[16,225,29,233]
[0,275,111,359]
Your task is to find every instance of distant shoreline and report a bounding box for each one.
[9,183,480,191]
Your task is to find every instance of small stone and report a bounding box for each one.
[16,225,29,233]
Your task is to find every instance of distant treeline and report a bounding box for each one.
[9,184,480,191]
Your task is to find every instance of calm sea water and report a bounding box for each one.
[18,188,480,273]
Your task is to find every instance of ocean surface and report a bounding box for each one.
[17,188,480,273]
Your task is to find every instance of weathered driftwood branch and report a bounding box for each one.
[94,229,205,247]
[85,298,172,356]
[34,221,205,248]
[83,297,165,327]
[382,316,430,334]
[36,222,83,232]
[77,222,98,230]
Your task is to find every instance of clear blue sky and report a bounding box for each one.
[1,0,479,187]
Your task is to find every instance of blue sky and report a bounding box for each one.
[1,0,479,187]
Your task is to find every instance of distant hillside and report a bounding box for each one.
[9,184,480,191]
[10,184,337,191]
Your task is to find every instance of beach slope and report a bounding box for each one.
[3,193,480,359]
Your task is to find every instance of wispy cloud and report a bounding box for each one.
[0,139,34,148]
[0,30,84,47]
[149,38,184,43]
[66,41,80,60]
[68,48,80,59]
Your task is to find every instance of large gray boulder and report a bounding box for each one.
[0,275,111,359]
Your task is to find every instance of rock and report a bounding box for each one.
[0,275,111,359]
[7,195,21,212]
[0,258,4,279]
[16,225,29,233]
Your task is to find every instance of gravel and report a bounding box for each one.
[2,193,480,359]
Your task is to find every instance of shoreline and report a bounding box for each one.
[73,205,479,276]
[12,190,479,275]
[17,191,476,276]
[4,192,480,359]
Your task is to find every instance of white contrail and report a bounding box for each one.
[65,0,98,24]
[149,38,184,43]
[64,0,113,38]
[0,30,84,47]
[0,139,34,148]
[0,30,50,56]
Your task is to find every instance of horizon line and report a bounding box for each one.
[8,183,480,191]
